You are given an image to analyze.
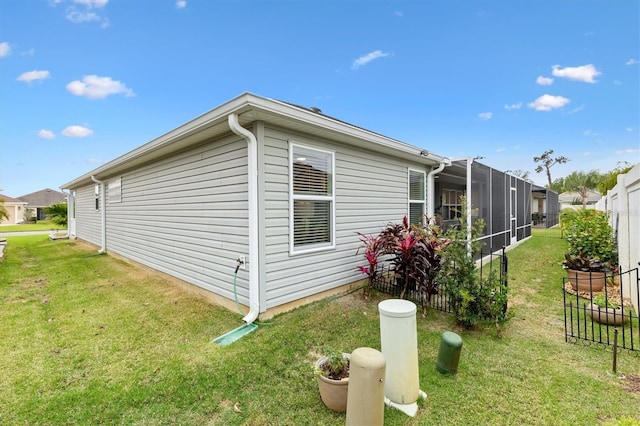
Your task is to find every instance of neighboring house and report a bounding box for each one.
[0,195,28,225]
[18,188,67,220]
[61,93,533,320]
[559,190,601,210]
[531,185,560,228]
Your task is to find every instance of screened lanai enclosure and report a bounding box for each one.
[532,185,560,228]
[434,159,533,256]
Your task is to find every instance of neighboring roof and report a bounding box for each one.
[532,184,558,195]
[61,93,451,190]
[18,188,67,207]
[0,194,28,204]
[559,190,601,203]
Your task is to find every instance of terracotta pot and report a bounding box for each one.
[567,269,606,293]
[316,354,349,412]
[586,304,627,326]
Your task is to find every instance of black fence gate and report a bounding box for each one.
[370,247,508,316]
[563,267,640,354]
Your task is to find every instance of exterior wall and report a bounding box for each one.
[600,163,640,311]
[75,184,104,246]
[261,125,424,310]
[1,203,24,225]
[76,134,251,305]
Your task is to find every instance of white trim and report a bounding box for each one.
[289,142,336,255]
[408,168,426,225]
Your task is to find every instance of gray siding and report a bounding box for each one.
[99,134,251,303]
[261,126,428,309]
[75,184,102,246]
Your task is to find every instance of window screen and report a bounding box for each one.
[291,144,334,252]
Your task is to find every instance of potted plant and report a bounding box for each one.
[586,293,627,326]
[562,209,617,293]
[315,349,350,412]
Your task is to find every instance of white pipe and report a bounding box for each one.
[466,158,473,254]
[91,176,106,254]
[227,113,260,324]
[427,162,447,224]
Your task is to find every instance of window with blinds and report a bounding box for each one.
[408,169,425,225]
[290,144,335,253]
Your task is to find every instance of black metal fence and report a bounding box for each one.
[563,267,640,354]
[370,247,508,316]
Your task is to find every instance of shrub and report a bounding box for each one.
[439,197,508,334]
[562,209,617,270]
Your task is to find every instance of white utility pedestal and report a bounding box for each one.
[378,299,425,417]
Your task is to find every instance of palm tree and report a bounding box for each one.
[0,199,9,222]
[45,203,68,227]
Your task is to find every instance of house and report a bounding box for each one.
[61,93,532,320]
[531,185,560,228]
[559,189,601,210]
[18,188,67,221]
[0,194,29,225]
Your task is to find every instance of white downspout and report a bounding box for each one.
[228,113,260,324]
[91,176,107,254]
[427,162,447,224]
[466,158,473,254]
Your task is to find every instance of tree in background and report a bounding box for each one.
[597,162,633,195]
[508,169,534,183]
[533,149,569,188]
[45,203,68,227]
[0,199,8,222]
[551,170,604,208]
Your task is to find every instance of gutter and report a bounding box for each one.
[91,176,107,254]
[227,113,260,324]
[426,161,448,223]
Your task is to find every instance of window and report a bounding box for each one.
[94,184,100,211]
[408,169,426,225]
[442,189,464,220]
[108,177,122,203]
[290,143,335,253]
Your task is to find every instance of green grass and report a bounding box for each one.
[0,220,65,232]
[1,229,639,425]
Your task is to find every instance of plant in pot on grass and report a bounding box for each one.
[586,293,627,326]
[315,348,350,412]
[562,209,617,293]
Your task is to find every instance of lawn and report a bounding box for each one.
[0,220,65,233]
[1,229,639,425]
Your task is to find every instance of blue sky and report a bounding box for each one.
[1,0,638,197]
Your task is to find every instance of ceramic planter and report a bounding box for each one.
[567,269,606,293]
[586,303,627,326]
[315,354,350,412]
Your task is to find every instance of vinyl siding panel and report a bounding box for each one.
[261,126,428,308]
[102,135,251,303]
[74,184,102,246]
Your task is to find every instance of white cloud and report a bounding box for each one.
[393,10,403,17]
[478,112,493,120]
[527,94,570,111]
[0,42,11,57]
[613,80,622,85]
[496,147,506,152]
[86,158,104,164]
[626,127,633,132]
[20,48,35,56]
[504,102,522,111]
[551,64,601,83]
[62,125,93,137]
[351,50,390,70]
[38,129,56,139]
[176,0,187,8]
[536,76,554,86]
[568,106,584,114]
[66,75,134,99]
[615,148,640,155]
[583,130,598,137]
[625,58,638,65]
[73,0,108,8]
[17,70,51,83]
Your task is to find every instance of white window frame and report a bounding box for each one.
[289,142,336,255]
[108,177,122,204]
[408,169,426,226]
[442,188,464,220]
